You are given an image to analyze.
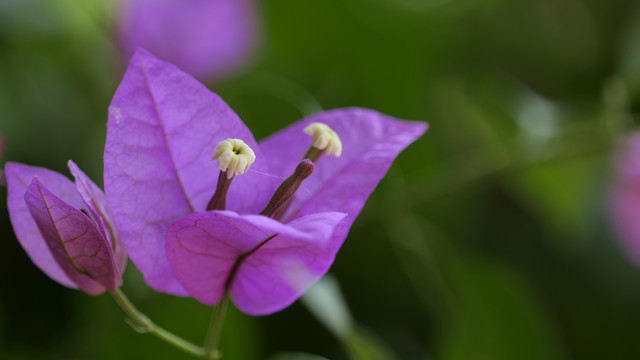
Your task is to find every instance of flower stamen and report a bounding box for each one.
[207,171,232,211]
[302,122,342,162]
[207,139,255,211]
[211,138,256,178]
[260,160,314,218]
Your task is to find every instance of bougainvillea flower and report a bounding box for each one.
[117,0,257,82]
[5,161,126,294]
[0,133,5,186]
[611,131,640,265]
[104,49,427,314]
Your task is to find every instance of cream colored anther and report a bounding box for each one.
[211,139,256,178]
[303,122,342,157]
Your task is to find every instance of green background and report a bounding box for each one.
[1,0,640,359]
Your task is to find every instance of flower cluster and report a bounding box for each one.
[5,49,427,316]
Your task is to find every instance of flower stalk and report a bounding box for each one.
[203,293,230,359]
[111,288,204,358]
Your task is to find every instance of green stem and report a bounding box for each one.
[111,288,204,358]
[203,293,230,359]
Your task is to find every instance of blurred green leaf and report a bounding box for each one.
[343,328,399,360]
[515,90,559,148]
[506,155,606,248]
[382,167,568,360]
[301,275,353,338]
[439,257,568,360]
[302,276,398,360]
[617,2,640,98]
[270,353,330,360]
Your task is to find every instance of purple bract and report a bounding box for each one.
[117,0,257,82]
[5,161,126,294]
[104,49,427,315]
[0,133,5,186]
[611,131,640,266]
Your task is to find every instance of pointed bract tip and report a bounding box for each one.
[28,176,42,190]
[66,159,79,174]
[131,47,153,61]
[127,48,164,72]
[416,120,429,135]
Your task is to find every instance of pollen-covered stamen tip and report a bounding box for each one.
[207,138,256,211]
[211,138,256,178]
[260,159,314,218]
[303,122,342,162]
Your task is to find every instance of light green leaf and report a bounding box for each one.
[301,275,353,338]
[269,353,330,360]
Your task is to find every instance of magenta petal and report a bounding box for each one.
[5,162,84,289]
[105,49,274,294]
[24,178,116,294]
[118,0,256,82]
[166,211,347,315]
[259,108,427,224]
[68,161,126,283]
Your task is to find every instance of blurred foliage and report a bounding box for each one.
[2,0,640,359]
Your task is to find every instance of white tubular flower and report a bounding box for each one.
[303,122,343,157]
[211,138,256,178]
